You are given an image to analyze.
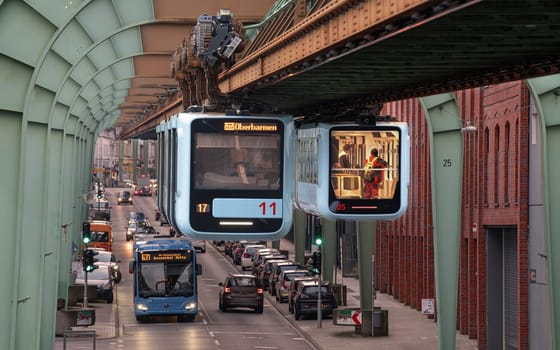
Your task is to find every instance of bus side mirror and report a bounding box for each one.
[196,263,202,276]
[129,260,135,274]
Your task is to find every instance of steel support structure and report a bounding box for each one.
[527,74,560,350]
[419,93,463,350]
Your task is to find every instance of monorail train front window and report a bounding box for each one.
[193,133,281,190]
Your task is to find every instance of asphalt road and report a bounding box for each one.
[84,189,318,350]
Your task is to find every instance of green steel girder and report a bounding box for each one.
[526,74,560,350]
[419,93,463,350]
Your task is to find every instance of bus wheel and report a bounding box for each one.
[178,314,195,322]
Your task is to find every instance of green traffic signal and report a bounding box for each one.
[82,249,99,272]
[313,230,323,246]
[82,222,91,245]
[97,190,103,199]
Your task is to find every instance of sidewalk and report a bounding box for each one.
[276,238,479,350]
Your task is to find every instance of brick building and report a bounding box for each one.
[373,81,544,350]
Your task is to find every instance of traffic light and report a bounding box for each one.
[82,249,99,272]
[311,251,321,274]
[313,228,323,246]
[97,190,103,199]
[82,222,91,245]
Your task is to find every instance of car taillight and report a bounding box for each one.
[282,280,287,289]
[257,288,263,295]
[224,287,231,294]
[243,253,249,258]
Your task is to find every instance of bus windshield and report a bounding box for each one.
[138,262,195,298]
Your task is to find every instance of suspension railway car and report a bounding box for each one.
[156,112,295,240]
[296,122,410,220]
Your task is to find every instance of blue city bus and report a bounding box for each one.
[129,237,202,322]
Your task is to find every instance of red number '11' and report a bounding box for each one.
[259,201,277,216]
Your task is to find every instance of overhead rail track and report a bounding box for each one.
[120,0,560,139]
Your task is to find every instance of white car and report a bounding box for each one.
[75,265,114,303]
[94,251,122,283]
[241,244,267,271]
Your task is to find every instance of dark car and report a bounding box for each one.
[293,280,338,320]
[218,273,263,313]
[117,191,132,205]
[288,276,317,313]
[135,186,152,196]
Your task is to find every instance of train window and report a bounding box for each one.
[329,123,410,219]
[193,132,281,191]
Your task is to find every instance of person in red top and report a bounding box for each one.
[363,148,386,199]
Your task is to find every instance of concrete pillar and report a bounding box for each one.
[419,93,463,350]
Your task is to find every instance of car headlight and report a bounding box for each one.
[112,265,119,271]
[136,303,148,312]
[184,302,197,311]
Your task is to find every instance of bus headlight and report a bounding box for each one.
[184,302,197,311]
[136,303,148,312]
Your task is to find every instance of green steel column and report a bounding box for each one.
[293,208,307,265]
[1,114,22,350]
[527,75,560,350]
[321,218,336,282]
[15,124,49,350]
[41,129,65,349]
[419,93,463,350]
[357,220,375,311]
[271,239,280,250]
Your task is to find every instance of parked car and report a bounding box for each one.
[94,251,122,283]
[288,276,317,313]
[239,244,266,270]
[276,269,312,303]
[74,265,114,303]
[293,280,338,320]
[254,253,287,277]
[218,273,263,313]
[268,261,304,296]
[251,248,281,274]
[231,241,260,265]
[117,191,132,205]
[258,258,289,291]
